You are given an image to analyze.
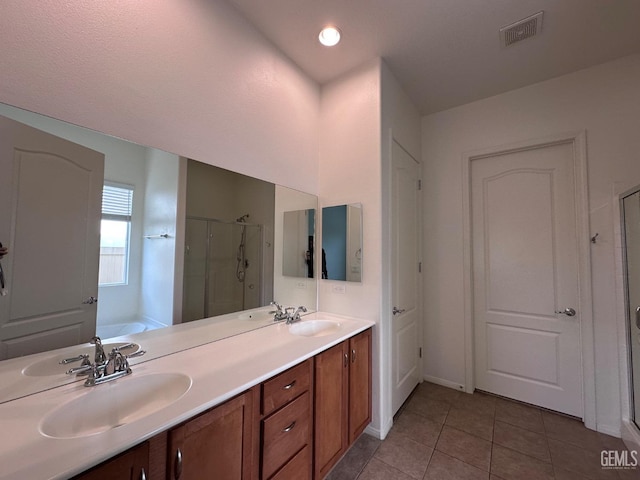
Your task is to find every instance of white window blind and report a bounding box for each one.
[102,183,133,221]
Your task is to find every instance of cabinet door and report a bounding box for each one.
[349,328,372,443]
[72,442,149,480]
[314,341,349,479]
[168,390,254,480]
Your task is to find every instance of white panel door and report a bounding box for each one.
[472,141,582,417]
[0,116,104,359]
[391,140,421,414]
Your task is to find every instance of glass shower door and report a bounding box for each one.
[623,189,640,427]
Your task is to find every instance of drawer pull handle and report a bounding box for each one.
[175,448,183,479]
[344,353,348,368]
[351,349,356,363]
[140,468,147,480]
[282,380,296,390]
[282,421,296,433]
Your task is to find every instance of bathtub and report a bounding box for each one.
[96,321,147,339]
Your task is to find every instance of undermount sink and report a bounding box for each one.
[39,372,192,439]
[22,343,140,377]
[289,319,341,337]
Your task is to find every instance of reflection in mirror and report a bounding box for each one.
[0,102,317,403]
[282,209,315,278]
[322,204,362,282]
[183,161,275,321]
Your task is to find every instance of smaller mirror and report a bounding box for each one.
[282,209,316,278]
[322,204,362,282]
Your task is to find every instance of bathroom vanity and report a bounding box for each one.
[0,312,373,480]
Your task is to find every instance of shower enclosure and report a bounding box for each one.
[622,187,640,428]
[183,216,263,322]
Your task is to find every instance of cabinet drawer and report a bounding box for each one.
[262,391,311,479]
[262,359,311,415]
[269,445,311,480]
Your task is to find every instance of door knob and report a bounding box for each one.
[556,307,576,317]
[392,306,405,315]
[82,296,98,305]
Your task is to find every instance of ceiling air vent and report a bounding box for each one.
[500,11,543,47]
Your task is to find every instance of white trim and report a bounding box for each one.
[365,417,393,440]
[461,131,596,429]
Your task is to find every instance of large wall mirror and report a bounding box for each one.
[0,103,317,403]
[321,204,363,282]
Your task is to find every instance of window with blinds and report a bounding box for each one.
[99,183,133,285]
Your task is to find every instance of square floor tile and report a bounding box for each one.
[493,420,550,462]
[357,457,415,480]
[404,394,450,424]
[435,425,492,471]
[490,444,554,480]
[547,438,620,479]
[494,398,545,434]
[424,451,490,480]
[392,411,443,447]
[445,406,494,441]
[374,430,433,479]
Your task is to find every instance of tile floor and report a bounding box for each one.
[326,382,640,480]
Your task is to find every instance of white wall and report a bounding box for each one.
[140,149,181,327]
[317,58,421,438]
[0,0,320,194]
[422,54,640,436]
[380,60,422,435]
[318,59,383,434]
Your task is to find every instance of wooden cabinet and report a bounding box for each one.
[314,328,372,479]
[348,328,372,443]
[72,441,149,480]
[259,358,313,480]
[167,388,256,480]
[72,328,371,480]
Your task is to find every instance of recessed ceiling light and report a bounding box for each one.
[318,26,341,47]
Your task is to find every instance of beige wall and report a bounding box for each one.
[422,54,640,436]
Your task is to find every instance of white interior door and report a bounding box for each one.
[391,140,421,414]
[472,141,583,417]
[0,116,104,359]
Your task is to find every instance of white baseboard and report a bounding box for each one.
[364,416,393,440]
[423,374,466,392]
[597,423,622,438]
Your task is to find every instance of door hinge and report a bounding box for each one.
[417,179,422,190]
[418,262,422,273]
[419,347,422,358]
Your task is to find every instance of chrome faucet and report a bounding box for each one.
[83,347,146,387]
[271,301,289,322]
[287,306,307,324]
[65,337,146,386]
[90,336,106,364]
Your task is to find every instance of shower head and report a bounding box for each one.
[236,214,249,223]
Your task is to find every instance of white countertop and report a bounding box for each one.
[0,312,374,480]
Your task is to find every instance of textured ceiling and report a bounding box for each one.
[226,0,640,114]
